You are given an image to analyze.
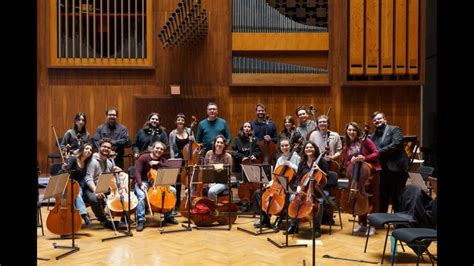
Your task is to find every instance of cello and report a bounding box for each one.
[181,116,201,189]
[147,168,177,214]
[288,152,327,220]
[106,171,138,216]
[259,114,276,165]
[340,124,372,216]
[238,133,261,204]
[46,179,82,235]
[261,140,301,216]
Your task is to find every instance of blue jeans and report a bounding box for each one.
[74,186,88,216]
[207,183,228,202]
[135,181,177,222]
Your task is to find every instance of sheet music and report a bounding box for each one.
[241,164,269,184]
[43,173,70,200]
[407,172,429,192]
[153,168,180,185]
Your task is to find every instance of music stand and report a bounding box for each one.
[180,164,197,231]
[267,172,307,249]
[194,164,235,231]
[97,172,133,242]
[408,172,430,193]
[150,167,189,234]
[43,172,80,260]
[237,164,276,236]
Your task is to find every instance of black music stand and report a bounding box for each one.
[180,163,197,231]
[237,164,276,236]
[195,164,235,231]
[267,173,307,249]
[43,172,80,260]
[151,167,189,234]
[98,172,133,242]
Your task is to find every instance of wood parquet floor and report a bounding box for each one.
[37,199,437,265]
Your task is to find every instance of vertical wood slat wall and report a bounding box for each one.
[348,0,419,77]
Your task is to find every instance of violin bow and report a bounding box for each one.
[51,125,66,164]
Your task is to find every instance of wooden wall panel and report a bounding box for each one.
[394,0,407,74]
[37,0,423,174]
[348,0,365,75]
[407,0,420,74]
[365,0,379,75]
[380,0,394,75]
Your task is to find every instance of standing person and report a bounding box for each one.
[63,143,93,226]
[168,113,193,210]
[134,141,179,232]
[60,112,91,158]
[342,122,381,236]
[370,111,409,213]
[286,141,328,237]
[295,106,317,143]
[133,112,169,159]
[253,138,300,230]
[83,138,122,229]
[94,107,130,170]
[308,115,343,168]
[196,102,231,153]
[251,103,278,164]
[278,115,301,151]
[203,135,233,202]
[232,121,261,211]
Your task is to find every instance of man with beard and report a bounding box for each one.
[93,107,131,169]
[370,111,409,213]
[251,103,277,165]
[83,138,122,229]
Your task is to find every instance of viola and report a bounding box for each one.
[106,171,138,216]
[147,168,176,213]
[46,179,82,235]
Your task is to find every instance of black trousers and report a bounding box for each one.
[379,168,408,213]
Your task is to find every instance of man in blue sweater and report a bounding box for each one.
[196,102,232,153]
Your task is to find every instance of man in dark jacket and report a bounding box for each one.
[370,111,409,213]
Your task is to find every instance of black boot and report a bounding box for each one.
[313,226,322,238]
[81,214,91,227]
[272,216,283,231]
[284,220,298,234]
[254,213,271,228]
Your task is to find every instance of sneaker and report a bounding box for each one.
[136,221,145,232]
[82,214,91,227]
[164,216,179,225]
[353,224,367,234]
[313,227,322,238]
[365,227,375,236]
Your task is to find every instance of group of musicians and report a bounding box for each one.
[54,102,409,238]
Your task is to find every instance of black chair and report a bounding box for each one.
[323,171,343,234]
[390,227,437,265]
[364,212,413,264]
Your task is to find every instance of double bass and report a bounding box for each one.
[288,152,327,220]
[340,125,372,216]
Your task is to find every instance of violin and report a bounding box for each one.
[46,179,82,235]
[340,124,372,216]
[106,171,138,216]
[288,152,327,220]
[258,114,276,165]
